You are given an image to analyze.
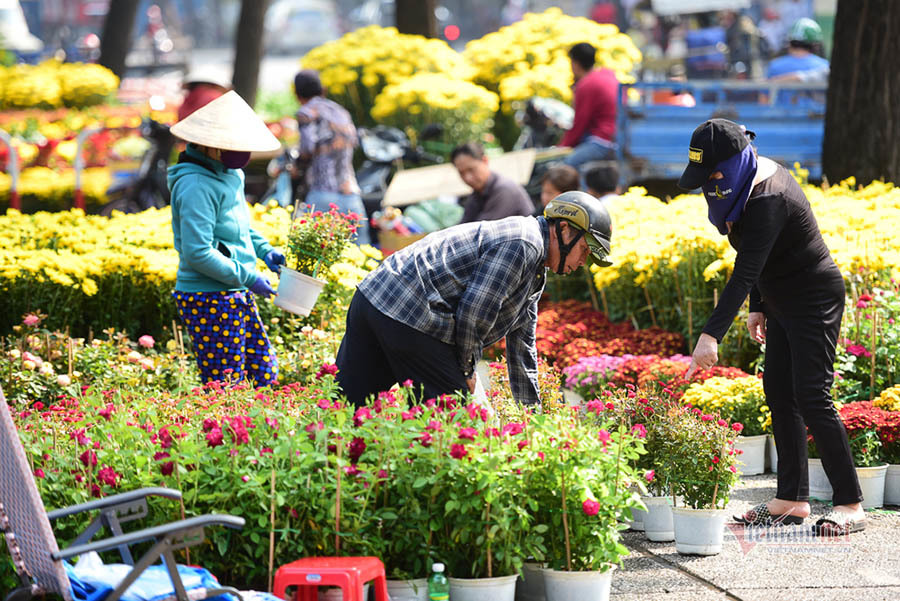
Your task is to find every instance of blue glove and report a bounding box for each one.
[264,249,286,274]
[249,275,276,298]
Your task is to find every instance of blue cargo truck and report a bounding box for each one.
[615,81,827,186]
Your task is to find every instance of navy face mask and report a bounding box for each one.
[220,150,251,169]
[701,143,757,235]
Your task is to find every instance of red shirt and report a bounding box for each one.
[561,68,618,147]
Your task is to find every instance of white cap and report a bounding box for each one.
[432,563,445,573]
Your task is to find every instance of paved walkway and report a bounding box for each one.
[612,473,900,601]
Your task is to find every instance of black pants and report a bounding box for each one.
[763,270,862,505]
[335,292,469,408]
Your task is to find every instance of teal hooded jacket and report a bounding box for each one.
[168,144,273,292]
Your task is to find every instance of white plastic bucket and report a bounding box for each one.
[642,496,675,542]
[542,567,614,601]
[767,435,778,474]
[318,583,369,601]
[808,458,833,502]
[857,463,888,509]
[885,464,900,506]
[515,562,545,601]
[386,578,428,601]
[274,267,326,316]
[734,434,767,475]
[449,575,517,601]
[671,507,727,556]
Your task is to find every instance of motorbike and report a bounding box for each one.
[512,97,576,203]
[512,96,574,151]
[99,118,174,216]
[262,124,445,222]
[356,123,445,223]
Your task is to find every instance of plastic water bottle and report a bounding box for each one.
[428,562,449,601]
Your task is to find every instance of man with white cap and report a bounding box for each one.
[168,90,286,386]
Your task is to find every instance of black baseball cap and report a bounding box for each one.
[677,119,756,190]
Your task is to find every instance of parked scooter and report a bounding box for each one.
[262,123,444,220]
[512,97,576,202]
[260,146,307,215]
[357,123,445,223]
[512,97,574,151]
[99,119,174,216]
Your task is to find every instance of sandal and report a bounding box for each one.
[812,510,866,536]
[733,502,805,526]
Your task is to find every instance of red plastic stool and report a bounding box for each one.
[273,556,389,601]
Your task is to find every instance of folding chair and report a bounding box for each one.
[0,386,255,601]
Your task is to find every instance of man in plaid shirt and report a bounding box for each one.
[336,192,613,407]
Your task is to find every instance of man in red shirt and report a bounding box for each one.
[561,42,619,172]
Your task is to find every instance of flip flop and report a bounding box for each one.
[732,502,805,526]
[812,510,866,536]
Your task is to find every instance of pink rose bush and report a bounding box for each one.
[11,368,645,587]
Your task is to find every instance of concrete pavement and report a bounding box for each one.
[612,473,900,601]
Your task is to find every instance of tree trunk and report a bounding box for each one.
[396,0,437,38]
[232,0,270,108]
[823,0,900,186]
[98,0,141,80]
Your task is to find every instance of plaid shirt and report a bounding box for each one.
[358,216,549,405]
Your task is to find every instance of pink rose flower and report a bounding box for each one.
[582,499,600,516]
[23,314,40,327]
[138,335,155,348]
[458,427,477,440]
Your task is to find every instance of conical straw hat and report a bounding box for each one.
[170,90,281,152]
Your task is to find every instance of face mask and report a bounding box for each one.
[701,143,758,235]
[220,150,251,169]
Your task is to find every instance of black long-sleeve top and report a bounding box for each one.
[702,165,834,342]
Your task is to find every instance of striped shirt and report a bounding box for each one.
[358,216,549,405]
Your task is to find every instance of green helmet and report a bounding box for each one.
[544,191,613,268]
[789,18,823,44]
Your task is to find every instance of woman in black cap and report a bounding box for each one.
[679,118,864,535]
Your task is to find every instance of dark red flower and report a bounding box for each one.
[97,466,119,487]
[206,428,224,447]
[450,443,468,459]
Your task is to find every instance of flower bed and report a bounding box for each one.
[0,60,119,110]
[301,25,473,128]
[5,376,644,589]
[371,73,499,154]
[0,205,381,340]
[593,180,900,368]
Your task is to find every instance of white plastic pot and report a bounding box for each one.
[671,507,727,556]
[627,504,647,531]
[274,267,326,316]
[642,496,675,542]
[767,435,778,474]
[808,458,833,502]
[734,434,767,475]
[448,574,517,601]
[857,463,888,509]
[542,567,614,601]
[386,578,428,601]
[515,562,545,601]
[885,464,900,506]
[318,583,369,601]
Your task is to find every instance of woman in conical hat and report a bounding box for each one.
[168,90,285,387]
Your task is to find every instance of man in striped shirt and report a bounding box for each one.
[335,192,612,407]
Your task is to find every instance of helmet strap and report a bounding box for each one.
[554,220,584,275]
